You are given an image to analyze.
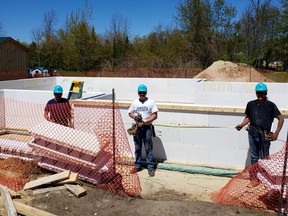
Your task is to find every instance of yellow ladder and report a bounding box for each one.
[68,80,84,100]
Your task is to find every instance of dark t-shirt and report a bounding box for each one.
[45,98,71,126]
[245,99,281,132]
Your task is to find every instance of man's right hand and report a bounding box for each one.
[235,125,243,131]
[134,114,142,121]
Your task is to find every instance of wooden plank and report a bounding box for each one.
[23,170,70,190]
[116,100,288,116]
[55,172,79,185]
[0,185,17,216]
[13,200,56,216]
[33,186,66,195]
[64,184,87,197]
[8,189,21,199]
[0,198,56,216]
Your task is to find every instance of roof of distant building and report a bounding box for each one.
[0,37,10,43]
[0,37,28,50]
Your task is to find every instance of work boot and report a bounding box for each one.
[136,167,142,172]
[148,169,155,177]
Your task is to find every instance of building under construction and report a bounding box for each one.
[1,76,288,214]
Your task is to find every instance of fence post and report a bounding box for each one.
[278,131,288,215]
[112,89,116,174]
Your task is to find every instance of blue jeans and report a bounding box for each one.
[248,133,271,165]
[133,125,154,170]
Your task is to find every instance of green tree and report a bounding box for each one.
[175,0,211,67]
[59,1,98,71]
[103,14,132,68]
[27,42,39,68]
[41,10,63,69]
[211,0,237,61]
[31,27,43,67]
[279,0,288,70]
[239,0,281,67]
[133,25,188,68]
[175,0,236,67]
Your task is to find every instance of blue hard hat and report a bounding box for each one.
[137,84,147,92]
[53,85,63,93]
[255,82,268,92]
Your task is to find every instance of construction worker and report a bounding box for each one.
[128,84,158,177]
[44,85,72,127]
[235,82,284,165]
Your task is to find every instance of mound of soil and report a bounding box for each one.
[195,61,272,82]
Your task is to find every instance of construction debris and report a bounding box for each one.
[11,200,56,216]
[55,172,79,185]
[33,185,66,195]
[25,170,86,197]
[0,170,86,215]
[64,184,87,197]
[23,170,70,190]
[0,184,17,216]
[0,183,57,216]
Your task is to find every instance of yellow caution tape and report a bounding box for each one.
[153,124,235,129]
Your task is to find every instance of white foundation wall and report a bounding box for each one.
[1,77,288,170]
[121,108,288,170]
[1,77,288,108]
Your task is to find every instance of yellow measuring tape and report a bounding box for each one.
[153,124,235,129]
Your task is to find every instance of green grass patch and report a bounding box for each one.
[262,71,288,83]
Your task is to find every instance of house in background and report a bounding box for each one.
[0,37,28,81]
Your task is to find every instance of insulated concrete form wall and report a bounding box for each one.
[1,77,288,170]
[120,104,288,170]
[0,77,56,90]
[1,77,287,108]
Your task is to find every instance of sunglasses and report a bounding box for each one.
[138,91,147,95]
[256,91,266,94]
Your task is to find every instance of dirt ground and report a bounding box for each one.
[0,168,275,216]
[194,60,272,82]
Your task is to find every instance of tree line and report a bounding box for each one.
[11,0,288,72]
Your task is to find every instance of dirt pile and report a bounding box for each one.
[195,60,272,82]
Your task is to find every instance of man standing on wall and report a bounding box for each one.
[128,84,158,177]
[235,82,284,165]
[44,85,72,127]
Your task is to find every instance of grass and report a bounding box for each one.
[261,71,288,83]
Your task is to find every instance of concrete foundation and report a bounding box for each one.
[1,77,287,170]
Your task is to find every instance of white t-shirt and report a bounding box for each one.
[128,98,158,122]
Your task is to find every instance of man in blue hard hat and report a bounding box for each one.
[128,84,158,177]
[44,85,72,127]
[235,82,284,165]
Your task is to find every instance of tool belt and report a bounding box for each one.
[247,124,274,141]
[127,123,156,137]
[127,123,139,136]
[263,131,274,141]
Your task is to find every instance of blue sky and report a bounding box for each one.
[0,0,280,43]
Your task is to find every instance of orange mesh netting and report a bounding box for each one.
[212,143,288,214]
[0,97,141,196]
[0,157,41,191]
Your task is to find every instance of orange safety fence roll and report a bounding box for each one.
[212,144,288,214]
[0,97,141,196]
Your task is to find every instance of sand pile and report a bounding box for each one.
[195,60,272,82]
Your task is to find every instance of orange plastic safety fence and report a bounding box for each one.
[212,144,288,214]
[0,174,28,191]
[0,157,38,191]
[0,97,141,196]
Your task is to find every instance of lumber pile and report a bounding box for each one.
[23,170,86,197]
[0,170,86,216]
